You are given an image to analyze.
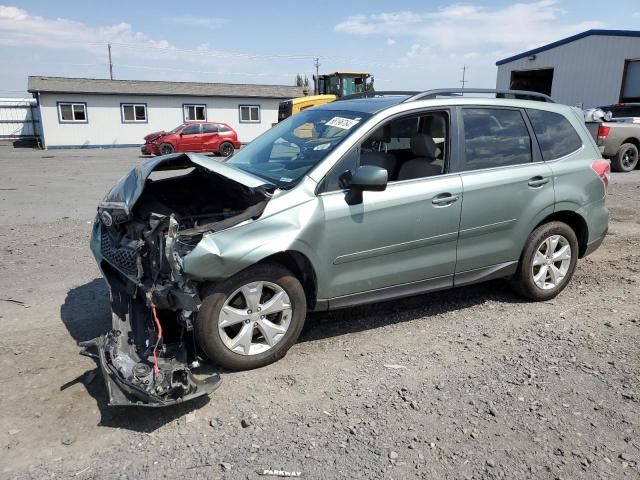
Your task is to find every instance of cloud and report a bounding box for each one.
[386,38,396,46]
[0,4,172,54]
[633,12,640,18]
[167,15,227,27]
[335,1,604,52]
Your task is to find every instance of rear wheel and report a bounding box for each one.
[196,263,307,370]
[158,143,174,156]
[218,142,235,157]
[611,143,638,172]
[510,221,578,301]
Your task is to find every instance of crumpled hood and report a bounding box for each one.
[99,152,274,212]
[144,130,167,142]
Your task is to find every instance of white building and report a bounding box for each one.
[496,29,640,108]
[27,76,304,149]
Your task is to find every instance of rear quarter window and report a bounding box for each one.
[526,109,583,160]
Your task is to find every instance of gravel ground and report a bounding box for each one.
[0,146,639,479]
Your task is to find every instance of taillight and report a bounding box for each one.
[591,159,610,193]
[597,125,611,142]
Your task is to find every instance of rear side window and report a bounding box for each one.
[526,109,583,160]
[202,124,219,133]
[462,108,532,171]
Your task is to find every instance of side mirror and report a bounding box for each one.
[350,165,387,192]
[344,165,387,205]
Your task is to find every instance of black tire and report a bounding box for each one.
[196,263,307,370]
[611,143,639,172]
[218,142,234,157]
[158,143,174,156]
[510,221,579,301]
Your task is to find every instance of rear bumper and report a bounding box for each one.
[583,228,607,258]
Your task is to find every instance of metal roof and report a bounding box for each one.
[496,29,640,66]
[27,76,305,99]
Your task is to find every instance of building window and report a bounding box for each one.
[121,103,147,123]
[239,105,260,123]
[184,104,206,121]
[57,102,87,123]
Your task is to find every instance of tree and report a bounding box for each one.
[295,74,310,89]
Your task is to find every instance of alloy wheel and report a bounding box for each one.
[531,234,572,290]
[622,147,638,170]
[221,143,234,156]
[218,281,292,355]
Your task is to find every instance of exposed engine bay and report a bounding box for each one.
[84,153,273,406]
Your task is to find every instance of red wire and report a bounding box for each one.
[150,304,163,379]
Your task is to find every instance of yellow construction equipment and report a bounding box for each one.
[278,72,372,122]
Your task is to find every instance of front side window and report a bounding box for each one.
[181,124,201,135]
[58,102,87,123]
[184,104,206,121]
[239,105,260,123]
[226,108,370,187]
[121,103,147,123]
[320,110,449,192]
[526,109,582,160]
[462,108,532,171]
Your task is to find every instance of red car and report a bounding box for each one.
[141,122,241,156]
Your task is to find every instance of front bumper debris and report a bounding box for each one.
[79,331,221,407]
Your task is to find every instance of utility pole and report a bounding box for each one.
[460,65,467,89]
[314,57,320,94]
[108,43,114,80]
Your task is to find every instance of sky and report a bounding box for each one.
[1,0,639,97]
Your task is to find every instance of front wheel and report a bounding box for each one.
[158,143,174,156]
[611,143,639,172]
[196,263,307,370]
[510,221,579,301]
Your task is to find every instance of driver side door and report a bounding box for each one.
[176,123,203,151]
[314,110,462,307]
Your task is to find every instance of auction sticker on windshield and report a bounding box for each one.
[325,116,360,130]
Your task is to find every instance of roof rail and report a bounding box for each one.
[340,91,420,101]
[403,88,555,103]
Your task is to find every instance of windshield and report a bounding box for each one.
[226,109,370,187]
[169,124,185,134]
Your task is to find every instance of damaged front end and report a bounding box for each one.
[85,153,273,406]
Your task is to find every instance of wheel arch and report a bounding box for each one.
[257,251,319,311]
[535,210,589,258]
[620,137,640,150]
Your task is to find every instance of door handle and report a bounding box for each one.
[432,193,459,206]
[528,176,549,188]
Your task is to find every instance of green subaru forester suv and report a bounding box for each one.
[89,89,609,406]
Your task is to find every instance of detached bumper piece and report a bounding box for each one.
[79,331,221,407]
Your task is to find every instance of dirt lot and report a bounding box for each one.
[0,146,638,479]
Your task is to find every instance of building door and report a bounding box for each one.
[510,68,554,96]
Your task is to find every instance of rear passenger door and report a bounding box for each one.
[454,107,554,281]
[201,124,220,152]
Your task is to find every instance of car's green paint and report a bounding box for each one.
[95,95,609,311]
